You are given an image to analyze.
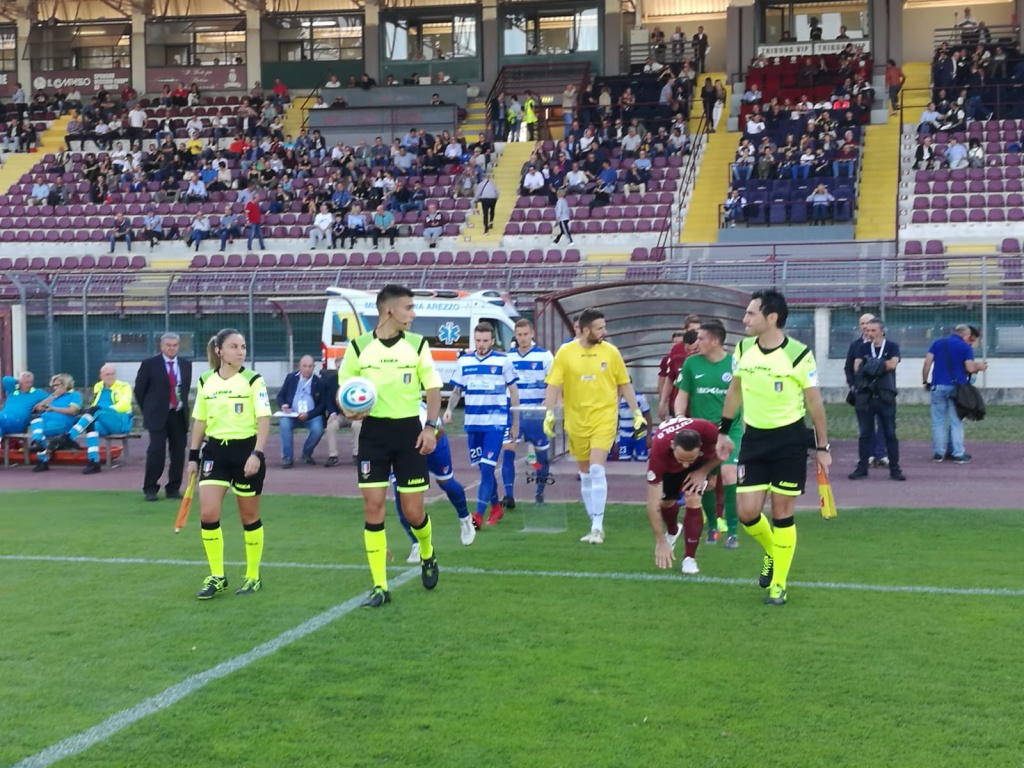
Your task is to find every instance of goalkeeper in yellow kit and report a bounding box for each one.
[543,308,646,544]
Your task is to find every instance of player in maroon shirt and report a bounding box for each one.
[645,416,721,574]
[657,315,701,420]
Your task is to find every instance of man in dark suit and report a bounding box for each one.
[693,26,709,75]
[134,332,192,501]
[275,355,325,468]
[845,313,887,467]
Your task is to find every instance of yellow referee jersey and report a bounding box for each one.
[546,340,630,435]
[732,336,818,429]
[338,330,443,420]
[193,368,272,440]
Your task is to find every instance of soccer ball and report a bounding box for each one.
[337,376,377,415]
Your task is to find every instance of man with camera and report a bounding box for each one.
[848,319,906,481]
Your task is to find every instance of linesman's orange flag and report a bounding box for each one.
[817,462,837,520]
[174,474,197,533]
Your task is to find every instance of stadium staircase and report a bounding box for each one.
[281,98,310,140]
[853,120,899,240]
[678,124,733,244]
[900,62,932,114]
[463,141,534,246]
[461,98,488,136]
[0,114,70,196]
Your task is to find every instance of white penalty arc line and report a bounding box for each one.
[2,554,1022,598]
[10,567,420,768]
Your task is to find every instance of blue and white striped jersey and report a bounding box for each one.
[450,351,518,433]
[618,392,651,438]
[508,343,554,409]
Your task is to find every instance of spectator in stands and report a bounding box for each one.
[588,160,617,212]
[944,136,968,169]
[307,203,333,249]
[732,140,755,182]
[323,74,341,89]
[344,205,366,247]
[524,91,539,141]
[17,119,37,152]
[884,59,906,115]
[27,175,50,206]
[142,208,165,247]
[744,111,766,137]
[692,26,709,74]
[625,159,650,195]
[806,184,836,225]
[552,189,574,244]
[742,83,763,104]
[185,175,209,203]
[245,193,266,250]
[833,133,859,177]
[723,188,746,227]
[186,211,210,251]
[392,146,415,176]
[795,147,816,179]
[643,56,664,75]
[330,213,347,248]
[46,176,68,207]
[521,163,546,196]
[370,204,398,248]
[473,172,500,233]
[561,83,577,136]
[422,202,444,248]
[650,26,666,62]
[12,82,26,120]
[271,78,290,105]
[914,136,937,170]
[967,138,985,168]
[109,213,132,253]
[835,25,849,40]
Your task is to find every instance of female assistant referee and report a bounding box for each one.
[187,328,272,599]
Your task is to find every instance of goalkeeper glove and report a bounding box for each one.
[543,410,557,438]
[632,409,648,441]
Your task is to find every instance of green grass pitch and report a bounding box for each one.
[1,491,1022,768]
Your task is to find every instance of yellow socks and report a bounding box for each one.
[409,513,433,561]
[772,517,797,590]
[242,520,264,580]
[742,513,775,558]
[201,522,224,577]
[364,523,388,590]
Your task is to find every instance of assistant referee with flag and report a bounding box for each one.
[716,290,830,606]
[187,328,271,600]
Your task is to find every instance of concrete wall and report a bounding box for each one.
[902,2,1016,63]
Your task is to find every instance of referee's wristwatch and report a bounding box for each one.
[251,450,265,461]
[815,443,831,453]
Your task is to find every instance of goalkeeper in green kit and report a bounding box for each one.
[674,321,741,548]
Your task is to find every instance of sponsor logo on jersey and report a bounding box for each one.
[646,470,657,482]
[737,464,745,481]
[600,362,607,371]
[258,390,270,406]
[407,477,425,485]
[774,381,784,392]
[360,461,371,478]
[403,373,412,384]
[722,372,732,382]
[234,403,244,413]
[778,480,798,488]
[581,375,595,381]
[202,460,214,475]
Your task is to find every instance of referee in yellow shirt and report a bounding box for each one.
[543,308,645,544]
[187,328,271,600]
[716,290,830,606]
[338,284,443,608]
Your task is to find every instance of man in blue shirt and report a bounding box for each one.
[30,373,83,472]
[444,324,520,528]
[276,355,325,468]
[922,324,988,463]
[0,372,49,437]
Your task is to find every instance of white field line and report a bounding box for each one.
[10,568,419,768]
[1,554,1021,598]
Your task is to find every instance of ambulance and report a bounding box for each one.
[321,287,520,383]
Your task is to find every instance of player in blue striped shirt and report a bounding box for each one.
[444,323,520,528]
[612,391,653,461]
[501,318,555,506]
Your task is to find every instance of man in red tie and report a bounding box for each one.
[134,332,193,501]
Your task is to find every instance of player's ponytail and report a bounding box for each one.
[208,328,242,370]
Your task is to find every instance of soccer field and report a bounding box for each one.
[2,492,1022,768]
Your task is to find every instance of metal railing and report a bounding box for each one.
[660,108,707,250]
[619,42,704,73]
[8,253,1024,381]
[931,23,1019,52]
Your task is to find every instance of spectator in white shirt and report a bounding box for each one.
[742,85,763,103]
[521,165,546,195]
[28,175,51,206]
[565,163,589,193]
[307,203,334,249]
[185,177,208,202]
[422,202,444,248]
[745,114,766,136]
[187,211,211,250]
[918,102,942,135]
[323,75,341,89]
[185,116,204,136]
[620,128,643,158]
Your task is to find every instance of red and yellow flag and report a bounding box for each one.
[174,474,197,533]
[817,462,837,520]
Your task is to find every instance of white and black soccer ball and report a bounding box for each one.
[337,376,377,415]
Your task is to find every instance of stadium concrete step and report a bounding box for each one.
[122,274,171,297]
[854,120,900,240]
[946,243,995,255]
[901,62,933,112]
[0,115,70,199]
[465,141,534,245]
[148,257,190,270]
[281,101,308,141]
[678,125,734,244]
[461,99,488,135]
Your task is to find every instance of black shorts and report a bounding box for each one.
[357,415,429,494]
[200,436,265,497]
[661,458,708,501]
[736,420,808,497]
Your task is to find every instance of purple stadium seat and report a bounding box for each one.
[382,252,400,267]
[948,210,965,223]
[631,248,649,262]
[508,250,526,264]
[278,254,295,267]
[925,240,945,255]
[454,251,471,266]
[365,253,383,267]
[521,223,538,236]
[1009,208,1024,222]
[526,249,544,264]
[400,252,418,266]
[296,253,313,267]
[491,251,507,265]
[903,241,923,256]
[226,254,243,268]
[436,251,453,265]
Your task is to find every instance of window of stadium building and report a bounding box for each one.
[0,30,14,72]
[502,7,600,55]
[193,31,246,66]
[264,16,364,63]
[384,15,479,60]
[761,0,869,46]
